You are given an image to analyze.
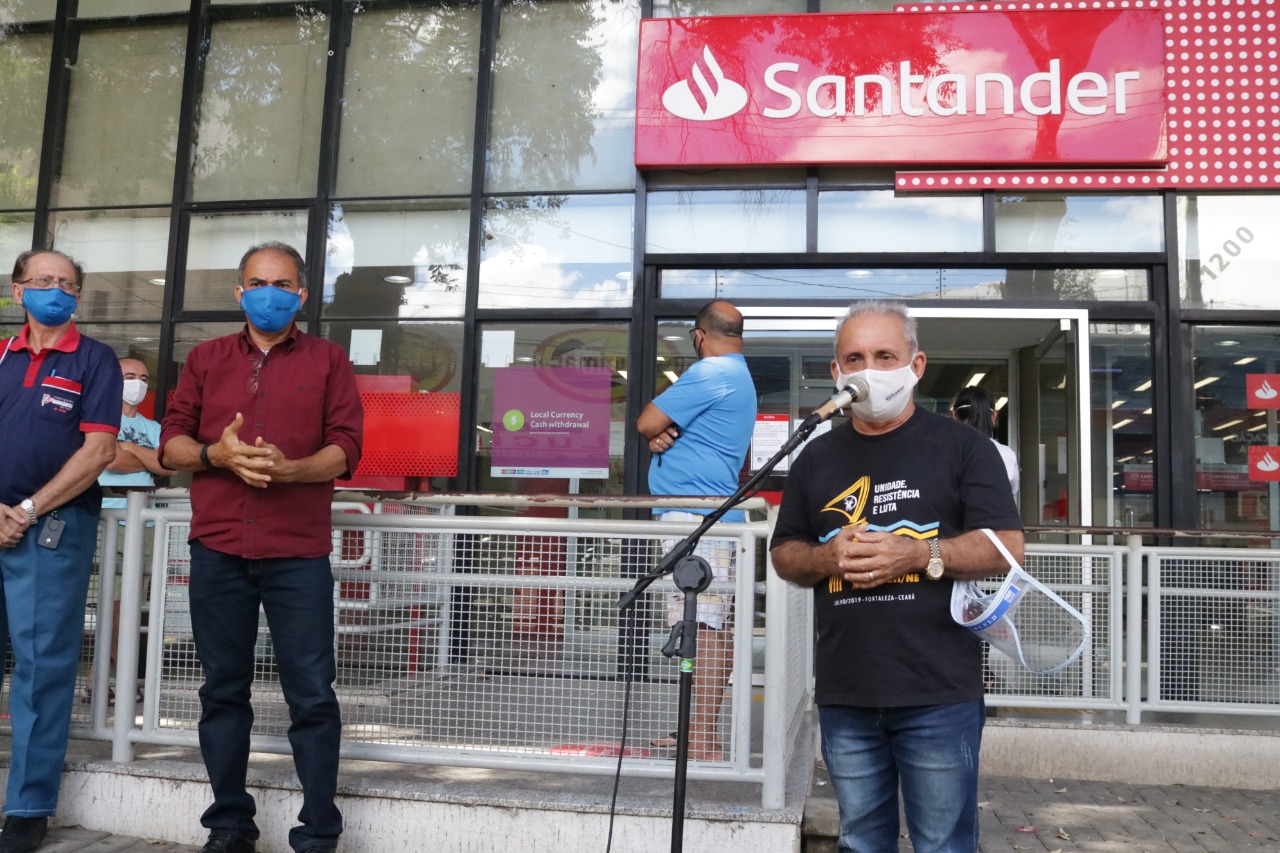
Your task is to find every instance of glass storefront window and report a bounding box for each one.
[183,210,309,312]
[75,1,188,17]
[486,0,639,193]
[661,267,1149,300]
[653,0,805,14]
[0,30,51,208]
[479,194,633,310]
[50,209,171,322]
[53,25,185,207]
[0,2,54,23]
[818,191,983,253]
[1091,323,1154,528]
[1191,326,1280,533]
[191,9,329,202]
[322,320,464,493]
[995,195,1164,253]
[323,202,468,320]
[646,190,805,254]
[336,3,480,199]
[0,213,34,276]
[474,321,629,495]
[819,0,902,11]
[1178,194,1280,310]
[170,320,244,374]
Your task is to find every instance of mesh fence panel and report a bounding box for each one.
[1155,554,1280,705]
[149,507,742,763]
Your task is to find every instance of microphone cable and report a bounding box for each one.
[605,603,641,852]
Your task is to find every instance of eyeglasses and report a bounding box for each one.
[18,275,80,295]
[687,327,704,341]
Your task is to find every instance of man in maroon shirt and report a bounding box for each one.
[160,242,363,853]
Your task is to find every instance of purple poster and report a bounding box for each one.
[491,366,611,478]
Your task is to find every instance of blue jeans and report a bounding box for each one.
[189,541,343,851]
[819,701,985,853]
[0,505,96,816]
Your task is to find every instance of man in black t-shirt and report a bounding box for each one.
[771,300,1023,853]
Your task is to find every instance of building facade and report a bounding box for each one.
[1,0,1278,539]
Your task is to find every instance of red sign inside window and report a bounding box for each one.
[1246,374,1280,410]
[635,10,1166,169]
[1249,446,1280,482]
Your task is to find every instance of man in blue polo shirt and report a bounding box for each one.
[636,300,756,761]
[0,249,120,853]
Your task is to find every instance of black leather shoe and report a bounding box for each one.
[297,847,336,853]
[199,829,256,853]
[0,816,48,853]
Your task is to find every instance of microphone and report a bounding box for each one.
[808,377,870,424]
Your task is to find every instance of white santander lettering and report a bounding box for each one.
[763,62,802,118]
[756,58,1141,120]
[1067,71,1108,115]
[927,73,966,116]
[975,72,1015,115]
[1114,70,1138,113]
[898,61,926,117]
[808,75,846,117]
[1020,59,1061,117]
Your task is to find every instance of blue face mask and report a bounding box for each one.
[21,287,78,327]
[240,286,301,333]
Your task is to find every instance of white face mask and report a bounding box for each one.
[834,364,918,423]
[122,378,148,407]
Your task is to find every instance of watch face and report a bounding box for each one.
[926,558,944,580]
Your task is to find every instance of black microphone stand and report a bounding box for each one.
[618,407,833,853]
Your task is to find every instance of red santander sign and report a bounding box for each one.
[636,10,1166,169]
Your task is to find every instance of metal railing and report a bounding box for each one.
[22,495,1280,812]
[79,490,807,809]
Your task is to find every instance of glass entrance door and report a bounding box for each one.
[738,307,1092,526]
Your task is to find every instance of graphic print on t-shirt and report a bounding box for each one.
[817,474,938,594]
[119,421,156,448]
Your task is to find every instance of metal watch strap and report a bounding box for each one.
[929,538,941,562]
[20,499,37,526]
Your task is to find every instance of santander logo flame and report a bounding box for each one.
[1254,379,1278,401]
[661,47,748,121]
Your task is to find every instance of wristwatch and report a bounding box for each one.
[925,538,944,580]
[19,498,37,527]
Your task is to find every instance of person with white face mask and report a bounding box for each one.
[98,357,176,704]
[100,357,176,507]
[770,300,1025,853]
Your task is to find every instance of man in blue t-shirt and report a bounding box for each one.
[98,357,174,692]
[100,357,174,508]
[637,300,756,761]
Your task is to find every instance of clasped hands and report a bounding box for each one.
[209,412,290,490]
[828,524,921,589]
[0,506,31,549]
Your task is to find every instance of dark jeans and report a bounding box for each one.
[819,700,985,853]
[189,541,342,851]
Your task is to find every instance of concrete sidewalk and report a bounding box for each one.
[805,767,1280,852]
[33,771,1280,852]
